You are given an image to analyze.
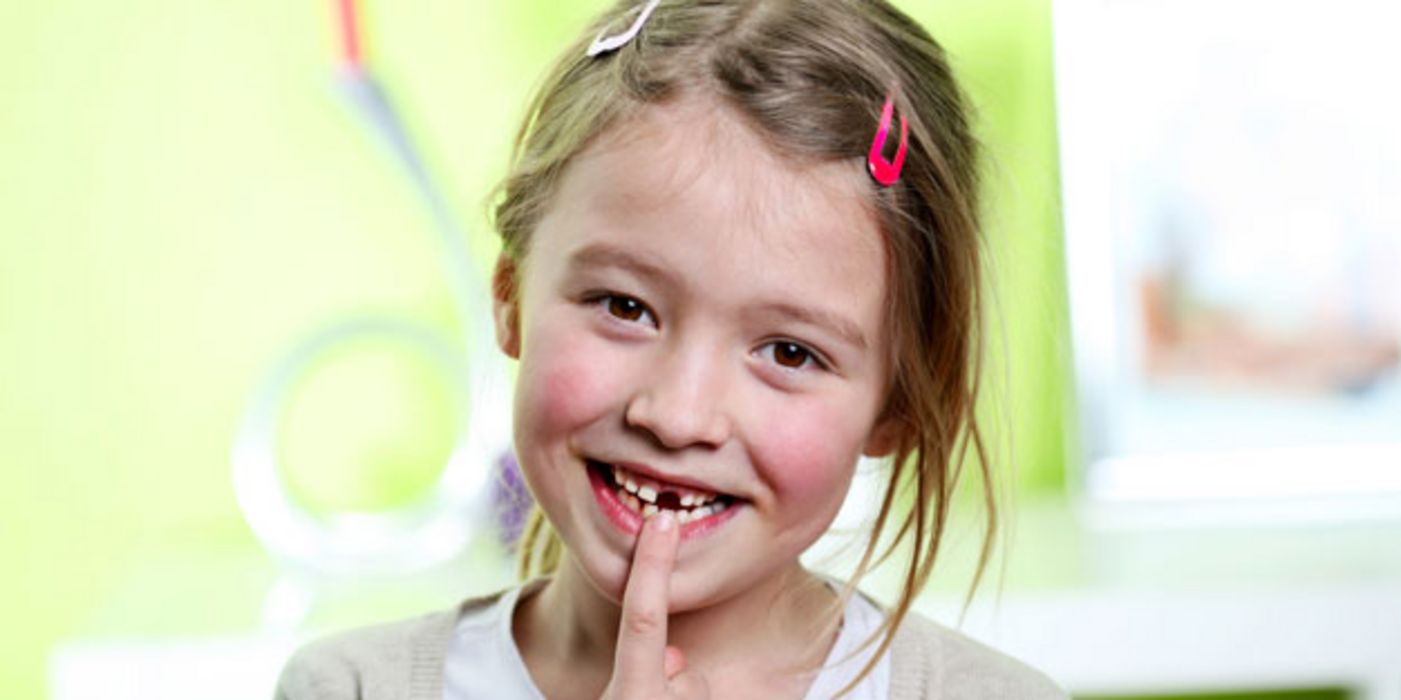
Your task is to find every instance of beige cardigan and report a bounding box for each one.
[275,589,1068,699]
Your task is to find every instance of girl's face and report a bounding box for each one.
[493,98,900,611]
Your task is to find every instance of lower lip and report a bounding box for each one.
[586,463,742,540]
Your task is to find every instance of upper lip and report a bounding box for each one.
[592,457,742,500]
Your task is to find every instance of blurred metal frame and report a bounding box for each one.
[230,0,510,579]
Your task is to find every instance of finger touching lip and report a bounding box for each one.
[610,512,678,693]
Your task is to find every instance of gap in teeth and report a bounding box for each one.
[613,484,727,523]
[610,464,718,508]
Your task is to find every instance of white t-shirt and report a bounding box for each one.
[443,578,891,699]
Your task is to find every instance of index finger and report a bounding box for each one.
[612,511,679,693]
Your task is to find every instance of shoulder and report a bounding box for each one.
[888,609,1069,700]
[273,591,503,700]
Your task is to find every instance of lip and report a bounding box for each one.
[586,461,743,541]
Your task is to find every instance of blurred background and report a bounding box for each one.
[1,0,1397,698]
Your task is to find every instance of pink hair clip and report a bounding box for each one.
[867,94,909,187]
[587,0,662,57]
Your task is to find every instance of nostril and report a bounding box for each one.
[624,380,731,450]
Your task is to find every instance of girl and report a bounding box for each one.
[277,0,1067,698]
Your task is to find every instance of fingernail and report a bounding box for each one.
[654,511,675,532]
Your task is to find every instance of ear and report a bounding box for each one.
[491,253,522,359]
[861,410,906,458]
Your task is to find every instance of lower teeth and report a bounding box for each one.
[616,487,726,523]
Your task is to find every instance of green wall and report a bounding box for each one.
[0,1,1067,697]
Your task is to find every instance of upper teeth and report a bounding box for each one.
[612,464,719,508]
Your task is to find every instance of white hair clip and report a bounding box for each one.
[587,0,663,57]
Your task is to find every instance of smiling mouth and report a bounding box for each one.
[586,459,741,525]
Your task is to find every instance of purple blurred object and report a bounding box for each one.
[491,451,534,551]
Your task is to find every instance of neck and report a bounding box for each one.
[514,555,844,689]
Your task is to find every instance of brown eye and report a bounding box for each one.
[606,295,647,322]
[773,342,811,369]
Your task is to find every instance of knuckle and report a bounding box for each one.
[624,608,664,637]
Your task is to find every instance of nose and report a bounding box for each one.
[624,342,732,450]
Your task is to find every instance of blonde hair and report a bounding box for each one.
[495,1,994,695]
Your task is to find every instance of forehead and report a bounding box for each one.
[566,98,880,252]
[535,96,887,326]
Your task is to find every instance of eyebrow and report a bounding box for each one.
[756,301,869,351]
[566,242,868,350]
[567,243,678,288]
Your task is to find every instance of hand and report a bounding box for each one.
[600,512,710,699]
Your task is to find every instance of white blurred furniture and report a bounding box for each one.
[51,502,1401,699]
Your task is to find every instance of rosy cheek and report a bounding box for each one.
[517,351,604,438]
[751,401,858,508]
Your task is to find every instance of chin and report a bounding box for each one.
[568,539,632,606]
[569,539,730,613]
[665,577,728,614]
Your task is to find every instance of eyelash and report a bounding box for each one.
[588,292,658,328]
[586,292,830,373]
[759,340,829,373]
